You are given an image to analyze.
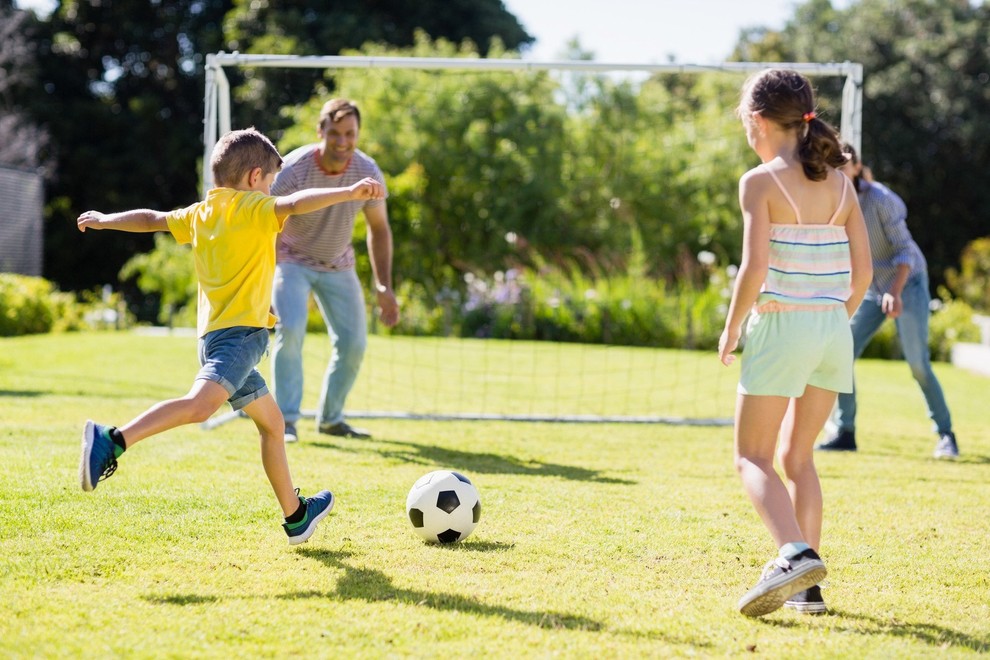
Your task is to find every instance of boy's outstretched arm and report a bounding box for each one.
[77,209,169,233]
[274,177,385,221]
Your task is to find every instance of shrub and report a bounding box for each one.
[945,237,990,314]
[391,264,732,350]
[384,266,978,362]
[0,274,95,336]
[929,290,981,362]
[119,233,196,327]
[0,274,55,335]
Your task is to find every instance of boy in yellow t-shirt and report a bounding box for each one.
[76,127,384,545]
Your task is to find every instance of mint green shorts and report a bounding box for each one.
[738,306,853,397]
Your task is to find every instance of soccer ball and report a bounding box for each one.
[406,470,481,543]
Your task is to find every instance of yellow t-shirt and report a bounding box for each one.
[166,188,284,337]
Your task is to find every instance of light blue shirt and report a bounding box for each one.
[857,180,927,296]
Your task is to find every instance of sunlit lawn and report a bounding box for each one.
[1,331,988,657]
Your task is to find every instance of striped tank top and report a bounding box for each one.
[757,166,852,311]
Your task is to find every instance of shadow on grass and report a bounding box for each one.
[0,390,43,397]
[283,548,602,631]
[957,455,990,465]
[840,444,990,466]
[765,609,989,652]
[9,378,187,403]
[904,451,990,467]
[142,594,220,606]
[431,539,516,552]
[310,438,635,485]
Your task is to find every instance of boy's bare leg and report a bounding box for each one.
[118,379,230,447]
[241,392,299,517]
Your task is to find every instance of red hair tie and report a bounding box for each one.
[803,111,816,123]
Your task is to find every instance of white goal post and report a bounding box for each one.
[203,54,862,194]
[199,54,863,428]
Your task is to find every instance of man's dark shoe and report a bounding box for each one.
[284,421,298,444]
[815,429,857,452]
[933,431,959,459]
[318,420,371,439]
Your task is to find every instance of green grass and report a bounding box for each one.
[1,331,988,658]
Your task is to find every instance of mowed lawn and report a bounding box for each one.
[1,331,988,658]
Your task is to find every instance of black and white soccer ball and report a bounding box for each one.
[405,470,481,544]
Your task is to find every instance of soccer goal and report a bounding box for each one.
[201,54,863,428]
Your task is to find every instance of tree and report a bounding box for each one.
[119,233,196,327]
[22,0,533,304]
[945,237,990,314]
[731,0,990,289]
[33,0,233,302]
[272,36,567,293]
[0,5,50,170]
[262,37,756,294]
[222,0,534,134]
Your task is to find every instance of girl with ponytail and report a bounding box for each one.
[719,69,873,617]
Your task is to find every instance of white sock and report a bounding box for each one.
[779,542,811,559]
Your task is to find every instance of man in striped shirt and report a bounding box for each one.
[817,144,958,458]
[270,99,400,443]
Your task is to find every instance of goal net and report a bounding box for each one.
[202,53,862,426]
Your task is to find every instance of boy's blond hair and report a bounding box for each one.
[210,128,283,188]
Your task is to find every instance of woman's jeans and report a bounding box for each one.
[271,263,367,427]
[831,271,952,434]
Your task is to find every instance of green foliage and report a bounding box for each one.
[20,0,986,353]
[224,0,533,135]
[0,274,57,336]
[0,273,87,336]
[119,233,197,327]
[271,35,754,310]
[27,0,531,296]
[945,236,990,314]
[388,259,731,351]
[387,261,977,361]
[37,0,231,292]
[929,290,982,362]
[389,281,449,337]
[0,7,51,170]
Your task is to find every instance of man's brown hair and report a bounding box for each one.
[318,99,361,130]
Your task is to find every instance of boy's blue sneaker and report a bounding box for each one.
[283,490,335,545]
[79,420,118,492]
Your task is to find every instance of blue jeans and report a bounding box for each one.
[197,326,270,411]
[271,263,367,426]
[832,271,952,434]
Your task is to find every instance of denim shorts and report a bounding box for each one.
[196,326,270,410]
[739,305,853,397]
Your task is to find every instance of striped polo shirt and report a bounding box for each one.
[856,180,927,297]
[757,166,853,309]
[271,145,388,272]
